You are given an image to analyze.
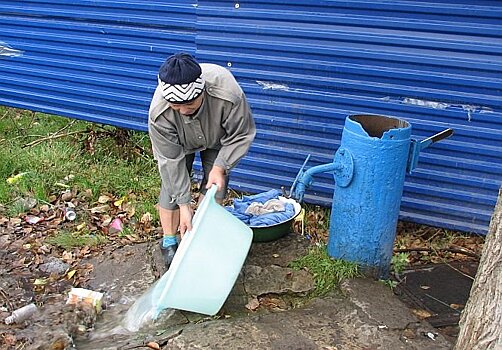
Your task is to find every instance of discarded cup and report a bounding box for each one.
[67,288,104,313]
[4,303,38,324]
[65,208,76,221]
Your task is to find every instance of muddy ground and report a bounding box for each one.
[0,193,483,349]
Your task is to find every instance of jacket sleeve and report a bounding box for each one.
[148,115,192,207]
[214,96,256,171]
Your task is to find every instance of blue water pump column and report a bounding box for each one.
[291,114,453,278]
[329,115,411,278]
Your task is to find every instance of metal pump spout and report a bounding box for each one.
[290,159,339,202]
[290,147,355,202]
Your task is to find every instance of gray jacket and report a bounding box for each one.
[148,63,256,208]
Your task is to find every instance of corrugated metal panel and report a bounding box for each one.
[195,0,502,235]
[0,0,196,129]
[0,1,501,234]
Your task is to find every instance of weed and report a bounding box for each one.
[5,199,28,217]
[46,230,107,250]
[119,225,134,237]
[391,252,409,274]
[380,279,398,290]
[289,244,360,296]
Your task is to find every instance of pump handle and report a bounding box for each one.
[407,128,454,174]
[423,128,454,146]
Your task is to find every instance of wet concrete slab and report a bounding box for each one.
[75,233,452,349]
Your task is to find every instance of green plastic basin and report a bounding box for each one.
[250,197,302,243]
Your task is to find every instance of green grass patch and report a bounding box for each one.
[0,106,161,225]
[289,244,360,296]
[46,230,107,250]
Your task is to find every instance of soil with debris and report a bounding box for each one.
[0,189,484,349]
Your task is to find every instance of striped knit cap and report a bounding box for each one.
[158,53,205,104]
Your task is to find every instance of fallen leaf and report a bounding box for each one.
[50,338,67,350]
[126,234,140,242]
[113,196,127,207]
[34,278,47,285]
[420,285,431,290]
[79,246,91,256]
[34,255,43,265]
[76,223,86,231]
[259,296,287,310]
[9,218,22,225]
[98,195,112,204]
[146,342,160,350]
[13,257,26,268]
[62,251,74,263]
[29,207,41,215]
[450,303,464,310]
[101,215,112,227]
[67,270,77,279]
[61,191,73,201]
[90,205,109,214]
[411,308,433,319]
[45,214,57,221]
[124,203,136,218]
[38,245,51,254]
[245,297,260,311]
[140,212,152,224]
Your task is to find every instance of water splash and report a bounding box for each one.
[122,271,172,332]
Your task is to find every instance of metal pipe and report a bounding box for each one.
[291,162,341,202]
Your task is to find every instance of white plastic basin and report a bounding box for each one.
[153,185,253,316]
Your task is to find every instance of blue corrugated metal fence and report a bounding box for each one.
[1,0,501,234]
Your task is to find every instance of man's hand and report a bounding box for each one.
[178,204,193,238]
[206,165,226,191]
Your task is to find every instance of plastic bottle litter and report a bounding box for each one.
[4,303,38,324]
